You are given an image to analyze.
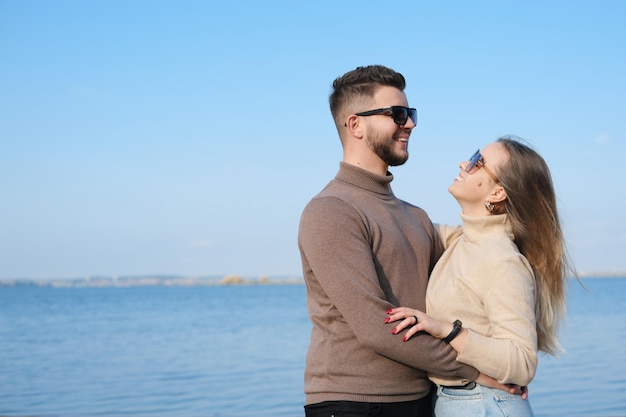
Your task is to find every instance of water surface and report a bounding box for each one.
[1,278,624,416]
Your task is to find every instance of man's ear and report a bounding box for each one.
[345,114,364,139]
[491,185,507,204]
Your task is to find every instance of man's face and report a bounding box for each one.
[360,86,415,167]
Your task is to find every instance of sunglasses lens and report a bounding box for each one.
[391,107,417,125]
[392,107,409,125]
[466,150,481,173]
[408,108,418,124]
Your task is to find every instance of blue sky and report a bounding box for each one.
[1,1,624,279]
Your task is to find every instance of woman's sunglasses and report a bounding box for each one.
[355,106,418,126]
[466,150,500,183]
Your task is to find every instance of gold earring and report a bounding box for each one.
[485,201,495,212]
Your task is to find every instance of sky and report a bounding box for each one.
[1,1,624,279]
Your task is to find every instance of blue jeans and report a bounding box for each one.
[434,384,534,417]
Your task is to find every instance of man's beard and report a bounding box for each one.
[367,129,409,167]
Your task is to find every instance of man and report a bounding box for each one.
[297,65,479,417]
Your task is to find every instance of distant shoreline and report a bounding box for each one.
[1,272,624,288]
[0,274,305,288]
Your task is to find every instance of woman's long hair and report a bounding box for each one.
[496,137,575,356]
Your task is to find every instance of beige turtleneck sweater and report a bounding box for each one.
[427,213,538,387]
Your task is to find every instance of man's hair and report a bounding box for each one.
[329,65,406,128]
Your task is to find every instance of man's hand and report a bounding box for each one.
[476,374,528,399]
[507,384,529,400]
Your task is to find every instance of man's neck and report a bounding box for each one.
[342,156,388,177]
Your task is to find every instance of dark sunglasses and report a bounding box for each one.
[355,106,418,126]
[466,149,499,183]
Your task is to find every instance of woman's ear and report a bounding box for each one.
[491,185,508,204]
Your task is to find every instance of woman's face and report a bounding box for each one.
[448,141,509,216]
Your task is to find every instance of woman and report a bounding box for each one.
[387,137,574,416]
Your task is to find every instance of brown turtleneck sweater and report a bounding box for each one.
[298,162,479,405]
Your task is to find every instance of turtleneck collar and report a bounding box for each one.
[459,212,514,242]
[335,162,394,196]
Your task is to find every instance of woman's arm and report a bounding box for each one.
[386,261,537,386]
[386,308,528,398]
[435,223,463,250]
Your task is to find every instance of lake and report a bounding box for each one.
[0,277,624,416]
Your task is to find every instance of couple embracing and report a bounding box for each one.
[298,65,573,417]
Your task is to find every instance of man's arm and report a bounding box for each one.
[299,197,479,380]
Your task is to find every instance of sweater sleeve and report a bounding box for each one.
[435,223,463,249]
[457,255,538,385]
[299,197,479,380]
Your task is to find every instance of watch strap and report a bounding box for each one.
[443,319,462,343]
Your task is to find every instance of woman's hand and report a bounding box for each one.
[385,307,453,341]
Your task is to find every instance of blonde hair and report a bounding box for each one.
[496,137,575,355]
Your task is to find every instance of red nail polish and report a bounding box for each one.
[402,336,408,342]
[384,318,390,324]
[386,309,393,314]
[391,328,397,335]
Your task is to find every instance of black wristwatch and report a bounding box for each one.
[443,319,462,344]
